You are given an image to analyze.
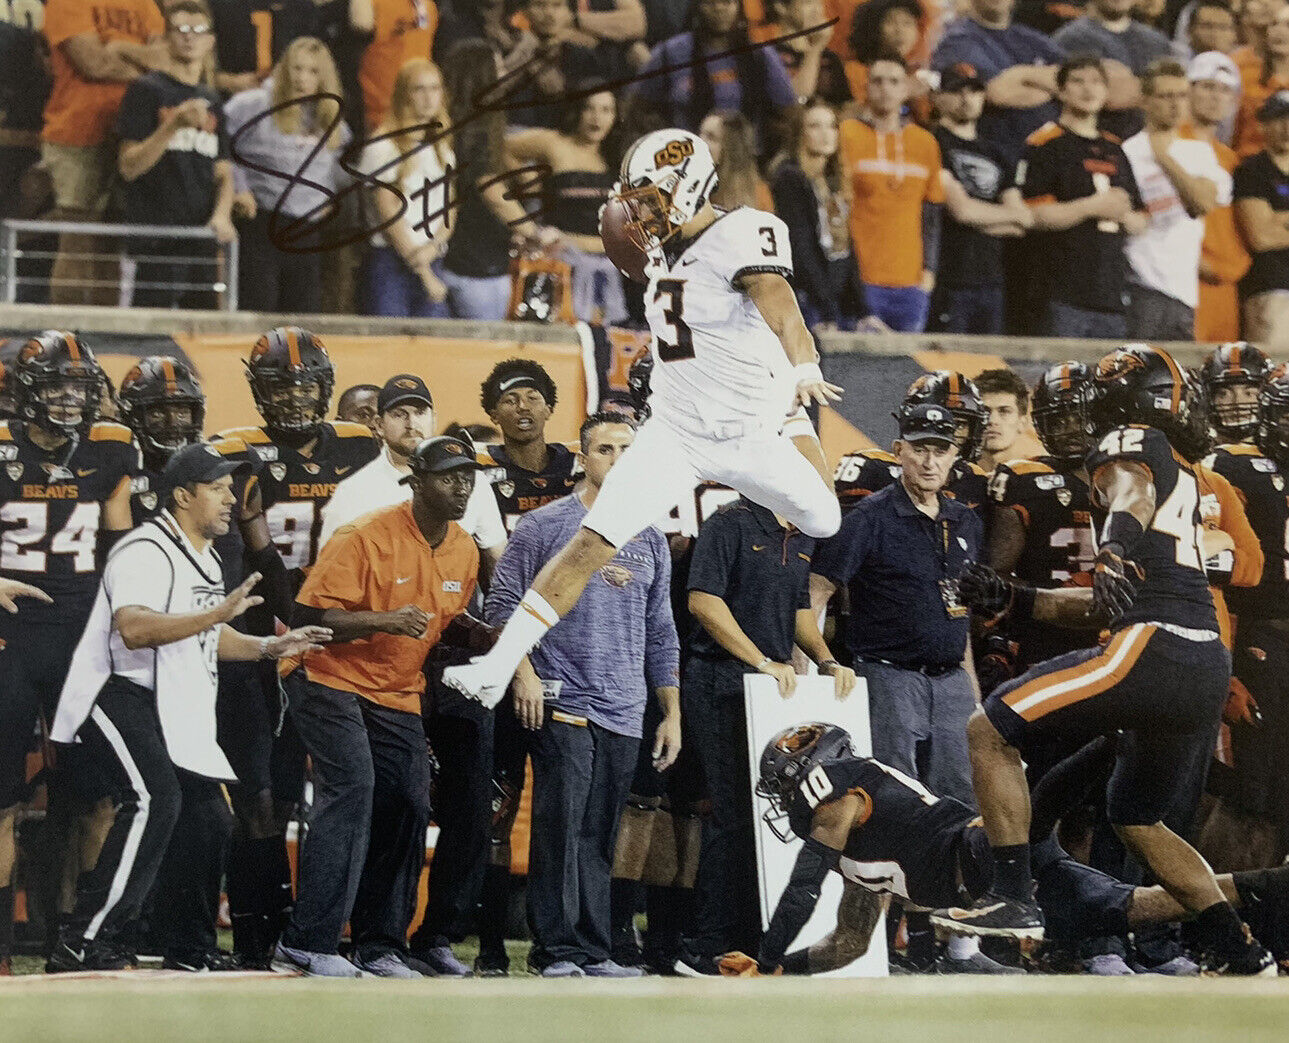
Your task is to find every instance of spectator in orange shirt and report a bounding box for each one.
[1187,51,1251,340]
[839,56,944,331]
[350,0,438,135]
[41,0,165,305]
[1233,2,1289,158]
[276,435,483,978]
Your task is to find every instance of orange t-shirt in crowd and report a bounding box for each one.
[296,500,477,714]
[840,115,944,287]
[1231,47,1286,159]
[42,0,165,148]
[1197,463,1264,649]
[1183,128,1251,341]
[360,0,438,132]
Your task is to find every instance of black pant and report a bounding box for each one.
[681,656,761,958]
[237,211,323,313]
[0,620,81,807]
[527,715,638,968]
[132,236,219,310]
[283,679,432,955]
[62,677,182,945]
[152,768,233,960]
[409,691,493,950]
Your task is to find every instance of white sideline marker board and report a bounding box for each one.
[744,674,889,978]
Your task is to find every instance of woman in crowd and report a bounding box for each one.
[356,58,453,318]
[700,110,775,212]
[224,37,350,314]
[770,99,865,329]
[1234,5,1289,158]
[506,86,627,324]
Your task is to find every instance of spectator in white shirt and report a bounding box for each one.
[1122,57,1229,339]
[320,375,507,579]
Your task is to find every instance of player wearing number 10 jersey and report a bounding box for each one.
[932,344,1275,976]
[0,332,139,969]
[444,128,842,708]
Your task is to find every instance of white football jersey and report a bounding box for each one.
[644,206,796,426]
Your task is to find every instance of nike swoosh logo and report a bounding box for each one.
[77,468,96,477]
[335,466,352,475]
[396,577,412,584]
[752,544,766,551]
[680,257,697,266]
[946,902,1004,921]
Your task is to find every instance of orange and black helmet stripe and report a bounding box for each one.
[160,357,178,395]
[285,327,302,369]
[64,331,81,362]
[1153,345,1184,413]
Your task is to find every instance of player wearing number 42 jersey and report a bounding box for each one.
[444,128,843,708]
[932,344,1275,976]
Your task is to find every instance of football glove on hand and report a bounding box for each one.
[1092,546,1144,619]
[958,562,1012,616]
[1224,676,1262,727]
[717,952,782,977]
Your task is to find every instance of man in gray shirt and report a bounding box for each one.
[485,411,681,979]
[1055,0,1180,139]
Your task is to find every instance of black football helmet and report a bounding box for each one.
[1200,341,1273,443]
[755,722,856,843]
[12,330,105,434]
[119,356,207,469]
[903,371,988,462]
[244,326,334,445]
[0,339,22,420]
[1091,344,1194,452]
[1031,361,1096,465]
[627,351,653,420]
[1256,364,1289,468]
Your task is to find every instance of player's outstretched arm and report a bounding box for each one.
[740,272,843,410]
[0,578,53,614]
[788,880,886,975]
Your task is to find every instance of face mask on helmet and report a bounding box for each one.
[614,130,718,251]
[1209,381,1262,440]
[20,368,103,433]
[904,372,988,462]
[262,379,325,433]
[1256,374,1289,466]
[755,722,854,843]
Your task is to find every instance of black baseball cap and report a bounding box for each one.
[1258,90,1289,122]
[939,62,985,92]
[378,374,434,414]
[399,435,484,484]
[160,441,250,495]
[898,403,958,445]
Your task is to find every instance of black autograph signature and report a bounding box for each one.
[229,19,837,256]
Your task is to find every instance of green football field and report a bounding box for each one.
[3,973,1289,1043]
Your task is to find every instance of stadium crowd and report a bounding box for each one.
[2,0,1289,345]
[4,0,1289,988]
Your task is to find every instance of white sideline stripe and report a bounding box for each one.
[1007,624,1150,717]
[83,704,151,942]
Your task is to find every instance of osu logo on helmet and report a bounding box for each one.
[653,138,694,167]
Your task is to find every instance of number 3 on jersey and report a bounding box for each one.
[654,279,694,362]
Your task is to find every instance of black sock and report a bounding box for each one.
[476,863,511,959]
[905,909,935,967]
[0,886,12,959]
[779,947,810,974]
[644,885,688,964]
[1194,901,1247,952]
[227,836,290,958]
[610,879,642,959]
[991,844,1033,902]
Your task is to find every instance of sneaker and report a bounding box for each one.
[584,959,645,978]
[931,893,1045,941]
[540,960,586,978]
[270,941,362,978]
[474,955,508,978]
[1201,933,1278,977]
[1083,953,1135,975]
[442,660,512,710]
[672,951,721,977]
[408,944,471,977]
[352,950,422,978]
[1137,954,1199,976]
[934,951,1025,975]
[162,950,242,972]
[46,938,135,973]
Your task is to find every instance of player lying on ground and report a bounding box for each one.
[444,127,843,708]
[715,723,1289,976]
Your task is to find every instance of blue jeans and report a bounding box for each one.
[863,284,930,332]
[364,246,450,318]
[440,267,512,320]
[1045,299,1126,339]
[929,283,1005,335]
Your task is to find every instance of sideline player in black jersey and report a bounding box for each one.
[1204,364,1289,865]
[718,724,1289,976]
[1201,342,1274,448]
[470,358,584,976]
[931,345,1274,976]
[985,363,1098,686]
[212,327,378,967]
[834,371,990,521]
[0,331,140,968]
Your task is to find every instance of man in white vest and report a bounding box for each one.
[46,442,329,973]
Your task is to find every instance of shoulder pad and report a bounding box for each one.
[213,436,248,455]
[1002,459,1054,475]
[0,421,11,442]
[330,421,375,441]
[1218,443,1262,457]
[1026,121,1063,147]
[216,426,271,445]
[89,422,134,444]
[966,461,987,477]
[850,448,897,464]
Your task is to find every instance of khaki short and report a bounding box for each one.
[39,140,115,214]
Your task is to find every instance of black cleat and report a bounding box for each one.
[672,950,721,977]
[1201,928,1278,977]
[931,893,1045,941]
[46,938,136,973]
[162,950,243,972]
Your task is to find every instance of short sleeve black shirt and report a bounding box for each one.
[934,126,1014,289]
[1234,151,1289,299]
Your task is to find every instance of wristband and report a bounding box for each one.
[756,655,772,671]
[818,659,840,673]
[793,362,823,385]
[258,636,274,660]
[1099,511,1145,558]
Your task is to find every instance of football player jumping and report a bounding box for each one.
[932,345,1276,976]
[445,127,843,706]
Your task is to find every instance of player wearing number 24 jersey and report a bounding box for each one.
[444,128,843,708]
[933,345,1276,977]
